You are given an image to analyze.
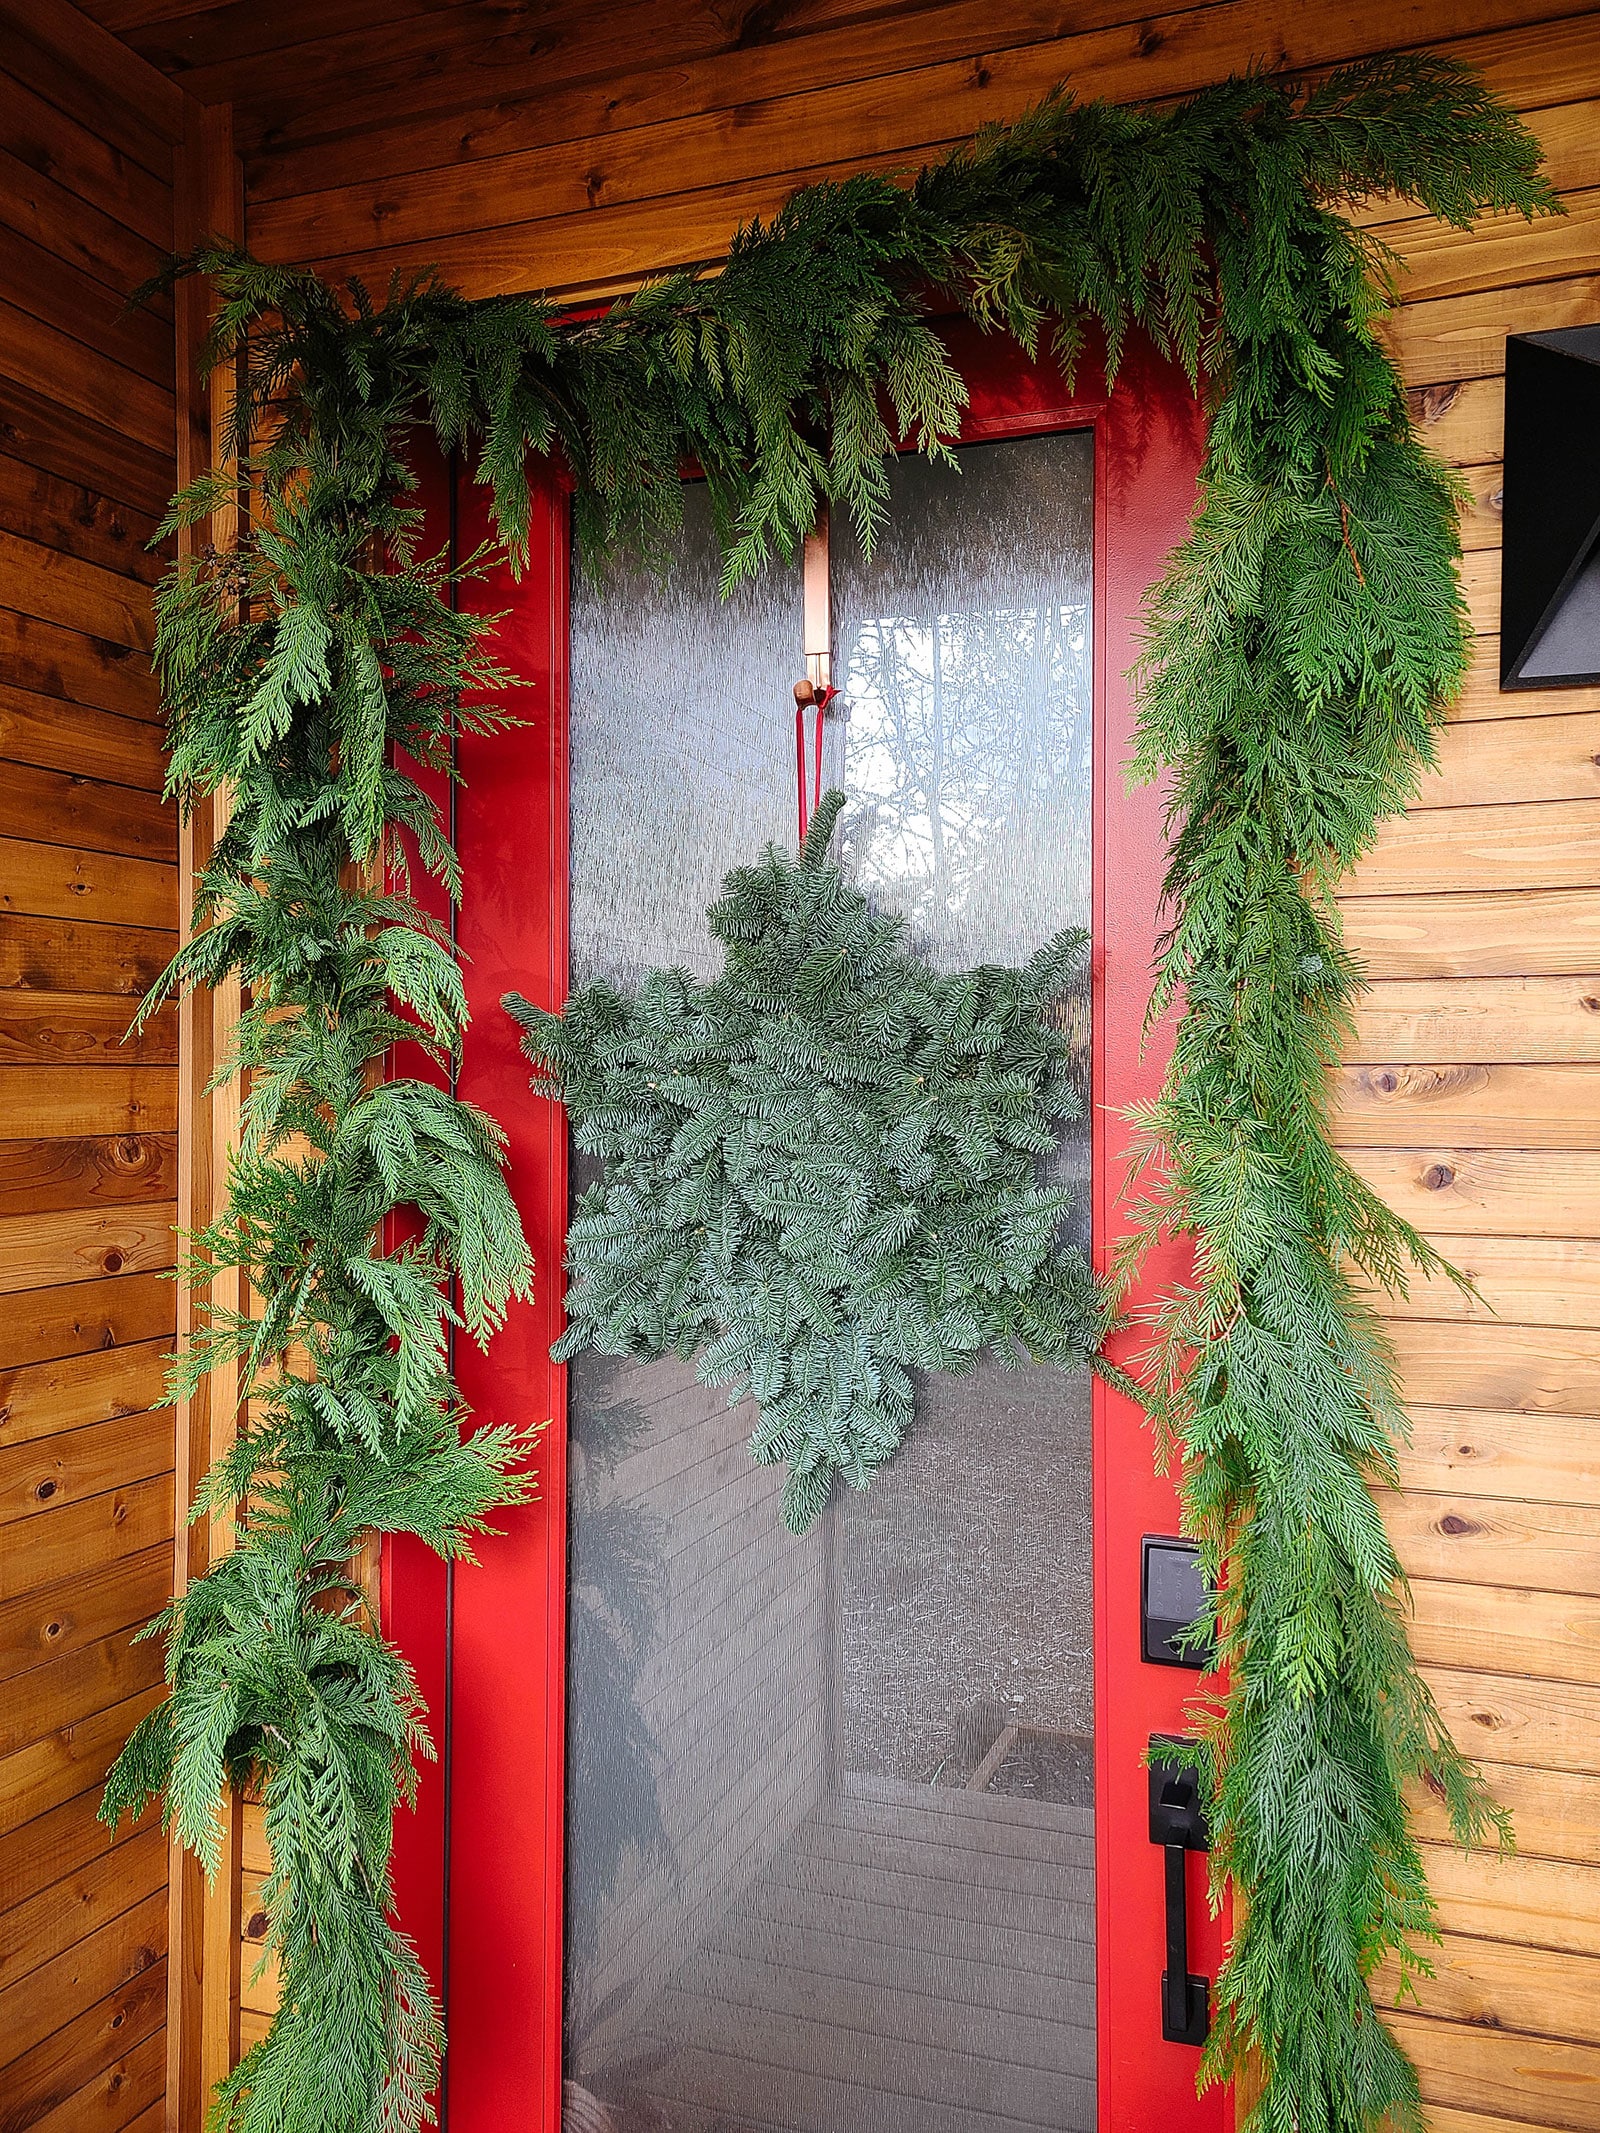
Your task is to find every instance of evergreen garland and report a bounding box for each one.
[98,311,540,2131]
[99,54,1553,2133]
[510,788,1103,1533]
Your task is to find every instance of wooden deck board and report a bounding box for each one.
[577,1780,1096,2132]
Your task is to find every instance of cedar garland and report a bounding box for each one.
[101,56,1552,2133]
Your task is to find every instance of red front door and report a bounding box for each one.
[389,328,1222,2133]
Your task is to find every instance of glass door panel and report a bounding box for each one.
[563,434,1097,2133]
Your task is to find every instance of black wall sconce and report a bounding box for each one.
[1500,325,1600,688]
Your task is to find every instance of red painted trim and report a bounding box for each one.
[1081,342,1223,2133]
[383,446,456,2029]
[383,453,573,2131]
[390,329,1224,2133]
[443,464,572,2133]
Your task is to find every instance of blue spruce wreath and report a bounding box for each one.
[507,788,1105,1530]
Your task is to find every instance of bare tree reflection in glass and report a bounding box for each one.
[830,436,1093,977]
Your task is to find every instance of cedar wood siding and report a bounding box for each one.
[0,5,183,2132]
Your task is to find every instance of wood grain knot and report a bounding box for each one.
[102,1249,124,1272]
[1438,1513,1479,1536]
[1374,1070,1398,1093]
[34,1477,56,1500]
[246,1908,270,1939]
[735,1,791,50]
[1412,382,1461,425]
[1421,1163,1455,1190]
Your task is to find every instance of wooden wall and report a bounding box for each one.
[42,0,1600,2127]
[0,6,185,2130]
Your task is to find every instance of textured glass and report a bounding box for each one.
[568,485,800,990]
[563,436,1096,2133]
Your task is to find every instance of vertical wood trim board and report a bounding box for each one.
[167,92,244,2133]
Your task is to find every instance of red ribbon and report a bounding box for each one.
[794,681,836,842]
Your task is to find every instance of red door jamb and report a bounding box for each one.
[1085,344,1223,2132]
[387,454,572,2128]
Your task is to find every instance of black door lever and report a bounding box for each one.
[1148,1736,1210,2046]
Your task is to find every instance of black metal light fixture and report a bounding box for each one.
[1500,325,1600,688]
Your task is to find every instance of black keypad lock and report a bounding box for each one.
[1141,1535,1214,1670]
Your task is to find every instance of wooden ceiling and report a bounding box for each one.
[63,0,1600,308]
[59,0,1180,294]
[68,0,1005,160]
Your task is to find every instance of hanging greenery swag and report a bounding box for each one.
[100,54,1552,2133]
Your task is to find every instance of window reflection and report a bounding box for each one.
[830,436,1093,974]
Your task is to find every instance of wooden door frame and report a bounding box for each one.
[390,325,1224,2133]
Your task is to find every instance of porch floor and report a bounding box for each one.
[604,1772,1096,2133]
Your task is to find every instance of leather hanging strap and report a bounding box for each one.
[794,682,828,842]
[794,509,836,842]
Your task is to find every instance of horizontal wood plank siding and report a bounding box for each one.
[1353,17,1600,2124]
[0,4,179,2129]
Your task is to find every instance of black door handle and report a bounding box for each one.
[1148,1736,1210,2046]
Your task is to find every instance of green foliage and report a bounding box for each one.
[509,788,1103,1532]
[101,237,539,2133]
[104,50,1552,2133]
[1107,65,1541,2133]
